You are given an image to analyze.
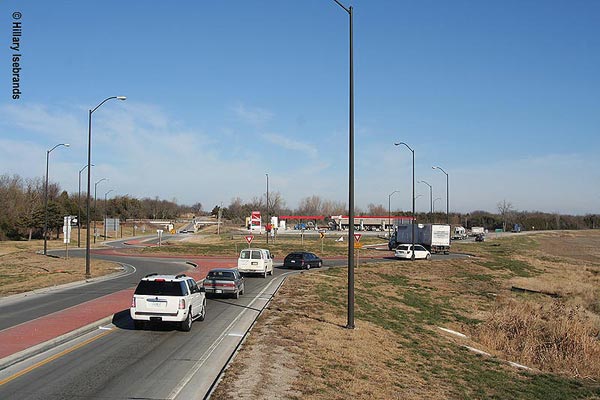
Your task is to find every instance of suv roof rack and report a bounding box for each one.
[175,274,187,279]
[144,273,158,278]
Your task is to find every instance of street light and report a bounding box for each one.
[388,190,400,238]
[44,143,70,255]
[77,163,94,248]
[86,96,126,278]
[395,142,415,260]
[432,165,449,225]
[93,178,108,244]
[418,180,433,222]
[332,0,355,330]
[103,189,114,241]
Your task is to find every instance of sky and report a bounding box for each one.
[1,0,599,215]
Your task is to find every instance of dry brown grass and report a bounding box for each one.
[473,298,600,379]
[0,239,121,296]
[213,231,600,399]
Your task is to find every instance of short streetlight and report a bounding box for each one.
[388,190,400,238]
[103,189,114,241]
[85,96,126,278]
[418,180,433,222]
[93,178,108,244]
[332,0,355,330]
[432,166,449,225]
[77,163,94,248]
[44,143,70,255]
[395,142,415,260]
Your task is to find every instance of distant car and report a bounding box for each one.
[179,229,188,233]
[475,234,485,242]
[394,244,431,260]
[202,268,245,299]
[283,252,323,269]
[130,273,206,331]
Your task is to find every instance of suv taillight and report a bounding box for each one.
[131,297,136,308]
[179,299,186,310]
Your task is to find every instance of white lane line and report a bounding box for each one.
[168,271,296,400]
[227,333,244,337]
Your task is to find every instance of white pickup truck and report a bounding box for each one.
[237,248,274,278]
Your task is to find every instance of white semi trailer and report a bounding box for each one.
[388,223,451,254]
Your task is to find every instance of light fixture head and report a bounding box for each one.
[116,96,127,101]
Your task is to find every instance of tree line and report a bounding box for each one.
[0,174,201,240]
[2,173,598,240]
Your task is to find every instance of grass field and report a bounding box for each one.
[212,230,600,399]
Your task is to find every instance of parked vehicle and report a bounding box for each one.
[130,273,206,331]
[388,223,450,254]
[202,268,245,299]
[452,226,467,240]
[475,233,485,242]
[512,224,522,233]
[283,252,323,269]
[394,244,431,260]
[237,248,274,278]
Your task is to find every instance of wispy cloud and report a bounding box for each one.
[233,104,274,126]
[261,133,318,159]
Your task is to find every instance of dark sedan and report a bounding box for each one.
[283,252,323,270]
[202,268,245,299]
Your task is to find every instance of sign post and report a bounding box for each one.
[353,233,362,267]
[319,231,326,253]
[245,235,254,248]
[157,229,163,247]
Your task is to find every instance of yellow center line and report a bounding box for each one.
[0,329,114,387]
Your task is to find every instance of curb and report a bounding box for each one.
[0,263,136,307]
[0,312,126,371]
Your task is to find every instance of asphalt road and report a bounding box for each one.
[0,261,295,400]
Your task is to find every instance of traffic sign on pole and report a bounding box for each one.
[245,235,254,244]
[353,233,362,242]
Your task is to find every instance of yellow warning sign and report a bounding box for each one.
[354,242,363,249]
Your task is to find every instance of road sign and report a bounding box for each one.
[354,242,363,249]
[245,235,254,244]
[319,232,325,239]
[354,233,362,242]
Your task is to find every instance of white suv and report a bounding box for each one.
[130,273,206,331]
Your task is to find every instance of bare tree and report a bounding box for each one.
[497,199,515,232]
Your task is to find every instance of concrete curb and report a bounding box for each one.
[0,313,125,371]
[0,263,135,307]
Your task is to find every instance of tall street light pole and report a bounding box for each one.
[265,173,269,244]
[395,142,415,261]
[77,163,94,248]
[432,166,449,225]
[332,0,354,329]
[86,96,126,279]
[44,143,70,255]
[388,190,400,238]
[103,189,113,241]
[418,180,433,223]
[93,178,108,244]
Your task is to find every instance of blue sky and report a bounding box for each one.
[1,0,599,215]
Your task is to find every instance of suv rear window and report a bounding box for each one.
[134,280,187,296]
